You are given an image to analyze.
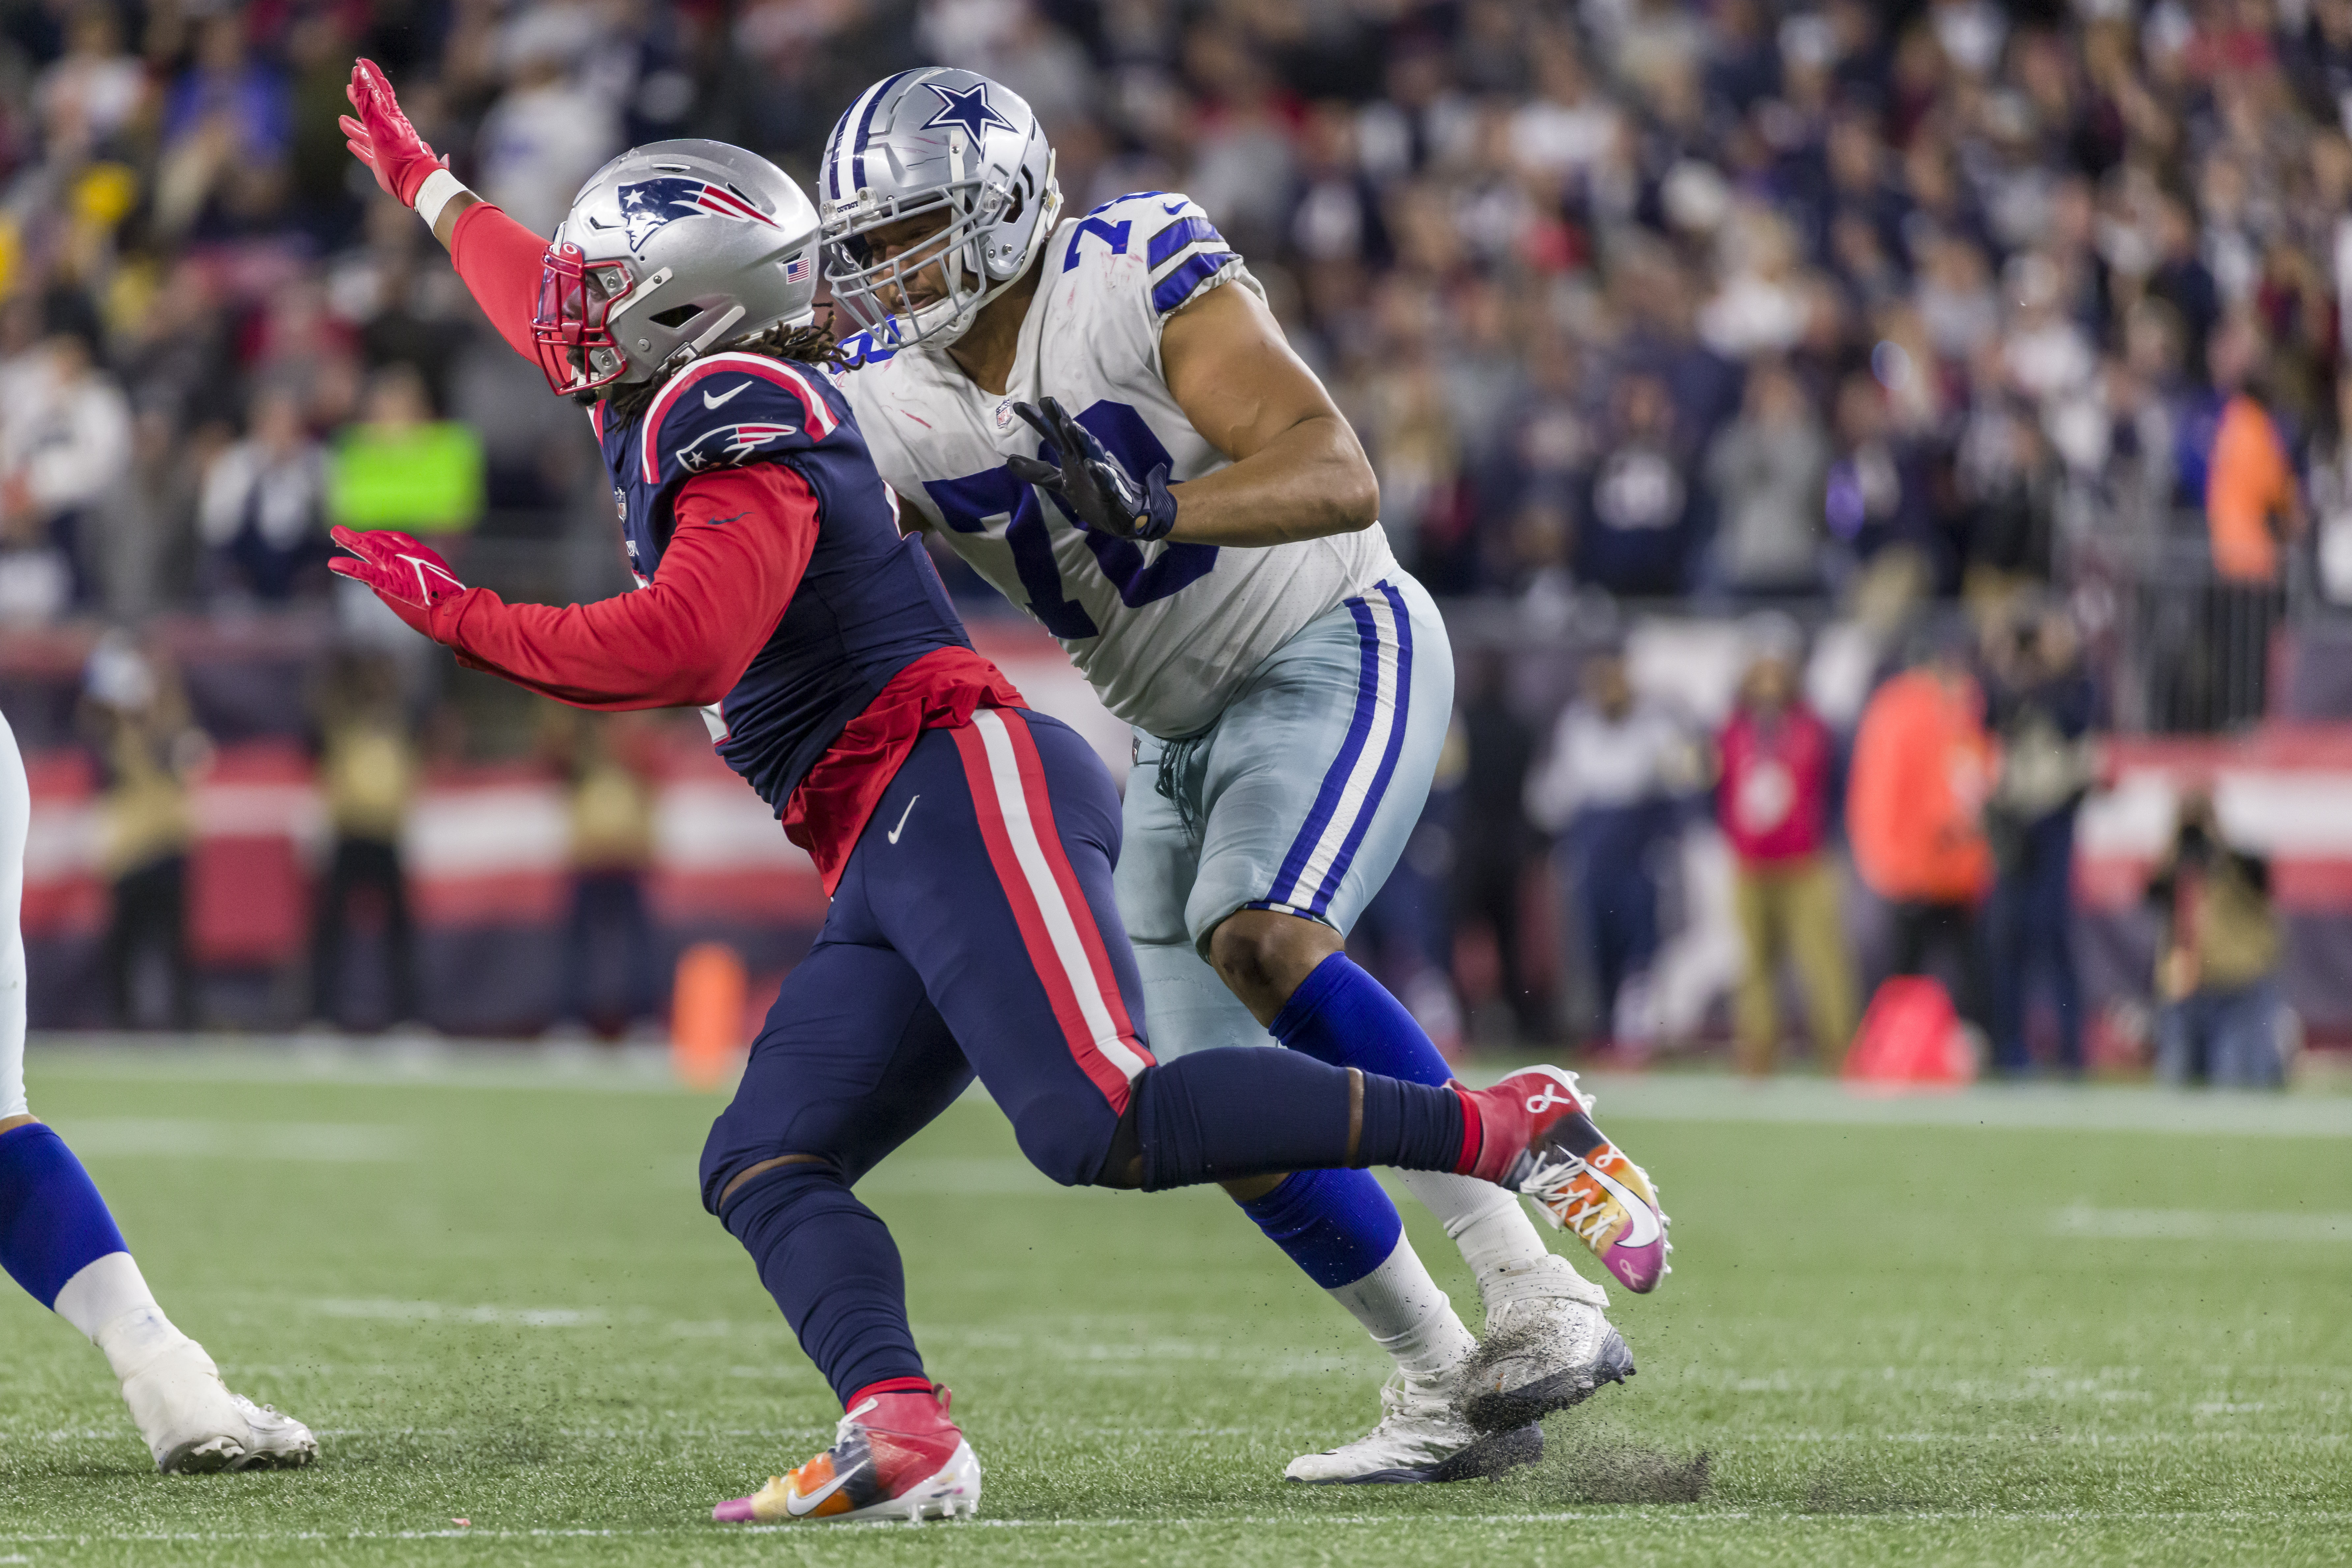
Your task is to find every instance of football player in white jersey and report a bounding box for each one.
[815,68,1669,1483]
[0,706,314,1473]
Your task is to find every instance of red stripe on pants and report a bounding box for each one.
[949,715,1143,1112]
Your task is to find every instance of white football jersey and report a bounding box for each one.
[832,190,1398,739]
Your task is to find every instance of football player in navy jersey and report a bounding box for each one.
[338,60,1652,1523]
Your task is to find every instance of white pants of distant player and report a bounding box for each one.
[0,708,313,1471]
[1117,575,1608,1391]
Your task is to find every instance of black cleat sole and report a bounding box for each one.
[1301,1421,1545,1485]
[1458,1325,1637,1433]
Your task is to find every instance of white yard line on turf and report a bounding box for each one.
[44,1117,412,1161]
[1565,1073,2352,1138]
[2049,1203,2352,1241]
[28,1036,2352,1136]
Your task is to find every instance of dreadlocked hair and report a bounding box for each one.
[596,308,850,427]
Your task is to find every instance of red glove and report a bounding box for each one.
[330,525,468,636]
[340,58,448,207]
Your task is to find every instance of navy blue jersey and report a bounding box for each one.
[591,351,970,814]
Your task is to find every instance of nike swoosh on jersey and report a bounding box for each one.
[703,381,752,409]
[1161,199,1188,215]
[1584,1161,1661,1248]
[783,1466,853,1517]
[887,795,920,844]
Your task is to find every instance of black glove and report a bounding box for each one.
[1005,397,1179,542]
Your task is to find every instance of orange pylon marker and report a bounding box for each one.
[671,941,749,1090]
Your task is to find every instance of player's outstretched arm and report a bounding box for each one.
[331,465,817,709]
[341,58,538,363]
[1153,281,1380,548]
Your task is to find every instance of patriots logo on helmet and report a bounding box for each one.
[921,81,1018,143]
[676,421,797,473]
[608,177,779,251]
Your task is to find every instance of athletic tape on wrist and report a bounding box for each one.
[414,168,469,228]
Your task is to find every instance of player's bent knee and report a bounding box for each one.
[0,1114,38,1135]
[709,1152,851,1236]
[1207,909,1343,1014]
[713,1152,834,1213]
[997,1083,1132,1191]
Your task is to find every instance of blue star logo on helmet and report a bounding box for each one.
[920,81,1018,143]
[608,177,779,251]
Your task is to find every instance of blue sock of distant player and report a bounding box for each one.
[717,1162,930,1407]
[0,1122,129,1314]
[1267,953,1453,1087]
[0,1121,196,1385]
[1264,954,1558,1297]
[1235,1169,1398,1289]
[1233,1167,1474,1375]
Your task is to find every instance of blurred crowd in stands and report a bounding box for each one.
[0,0,2329,1081]
[0,0,2343,616]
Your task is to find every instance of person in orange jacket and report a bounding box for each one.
[2202,319,2302,586]
[1847,631,1996,1028]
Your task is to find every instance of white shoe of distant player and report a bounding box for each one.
[120,1341,317,1473]
[1458,1254,1636,1433]
[1284,1367,1542,1485]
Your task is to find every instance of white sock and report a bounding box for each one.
[1325,1236,1478,1378]
[1404,1172,1584,1302]
[51,1252,201,1383]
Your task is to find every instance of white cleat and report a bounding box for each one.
[229,1394,318,1471]
[121,1343,317,1474]
[1284,1367,1542,1484]
[1458,1253,1636,1432]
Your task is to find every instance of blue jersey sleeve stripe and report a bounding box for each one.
[1151,251,1239,315]
[1146,216,1225,270]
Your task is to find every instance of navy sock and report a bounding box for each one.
[719,1162,926,1406]
[1358,1070,1469,1175]
[1269,953,1453,1086]
[1237,1168,1402,1289]
[0,1123,128,1310]
[1130,1048,1465,1191]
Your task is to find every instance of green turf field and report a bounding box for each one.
[0,1042,2346,1566]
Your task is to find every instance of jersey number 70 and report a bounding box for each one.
[922,400,1219,639]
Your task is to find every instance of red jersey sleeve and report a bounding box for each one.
[423,464,820,710]
[447,200,549,364]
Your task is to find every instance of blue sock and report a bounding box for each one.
[1130,1047,1463,1190]
[1237,1168,1402,1289]
[0,1123,129,1309]
[1269,953,1453,1087]
[718,1161,928,1406]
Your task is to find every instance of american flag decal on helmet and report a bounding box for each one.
[785,254,810,283]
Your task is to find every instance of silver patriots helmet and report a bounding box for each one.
[531,139,821,397]
[817,68,1062,350]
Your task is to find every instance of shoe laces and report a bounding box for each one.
[1372,1368,1456,1427]
[832,1395,880,1450]
[1522,1150,1630,1247]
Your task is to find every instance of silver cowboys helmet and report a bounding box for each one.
[531,139,822,398]
[817,68,1062,350]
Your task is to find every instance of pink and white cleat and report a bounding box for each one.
[712,1381,980,1525]
[1457,1066,1672,1293]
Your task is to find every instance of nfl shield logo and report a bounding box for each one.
[995,400,1014,431]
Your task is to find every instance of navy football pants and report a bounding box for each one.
[697,708,1470,1403]
[702,707,1151,1208]
[701,708,1154,1403]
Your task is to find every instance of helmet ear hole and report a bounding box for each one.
[648,303,701,329]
